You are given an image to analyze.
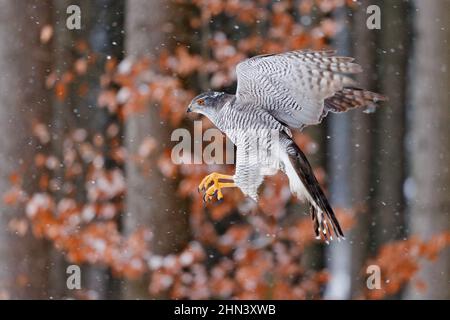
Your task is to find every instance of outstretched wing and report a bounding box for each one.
[235,50,386,129]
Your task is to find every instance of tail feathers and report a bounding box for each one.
[310,203,344,243]
[324,87,387,114]
[283,136,344,243]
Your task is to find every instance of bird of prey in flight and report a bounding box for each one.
[187,50,386,242]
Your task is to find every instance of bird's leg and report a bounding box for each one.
[198,172,235,202]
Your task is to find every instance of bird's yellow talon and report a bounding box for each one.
[199,173,216,191]
[198,172,235,203]
[198,172,232,192]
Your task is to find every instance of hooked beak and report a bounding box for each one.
[186,103,201,120]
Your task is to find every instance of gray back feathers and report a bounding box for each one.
[235,49,385,128]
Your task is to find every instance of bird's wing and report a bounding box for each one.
[235,50,386,129]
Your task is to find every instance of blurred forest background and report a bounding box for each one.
[0,0,448,300]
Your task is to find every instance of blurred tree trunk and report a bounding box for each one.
[324,5,353,300]
[122,0,190,299]
[406,0,450,300]
[372,0,409,247]
[347,0,377,298]
[48,0,75,299]
[49,0,125,299]
[0,1,52,299]
[79,0,125,300]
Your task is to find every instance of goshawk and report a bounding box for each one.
[187,50,386,242]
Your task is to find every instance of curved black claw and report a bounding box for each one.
[202,190,218,203]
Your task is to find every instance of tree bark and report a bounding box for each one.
[122,0,190,299]
[0,0,52,299]
[406,0,450,300]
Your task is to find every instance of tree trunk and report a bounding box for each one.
[50,0,126,300]
[47,0,74,299]
[372,0,409,247]
[79,0,125,300]
[0,0,52,299]
[324,5,353,300]
[406,0,450,300]
[347,0,378,298]
[122,0,190,299]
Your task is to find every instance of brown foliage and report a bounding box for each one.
[2,0,448,300]
[362,233,450,299]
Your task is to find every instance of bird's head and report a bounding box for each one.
[187,91,228,119]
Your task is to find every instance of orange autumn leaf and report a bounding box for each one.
[55,82,67,101]
[3,187,24,205]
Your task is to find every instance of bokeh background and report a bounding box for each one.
[0,0,448,300]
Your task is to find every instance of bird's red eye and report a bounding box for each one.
[197,99,205,106]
